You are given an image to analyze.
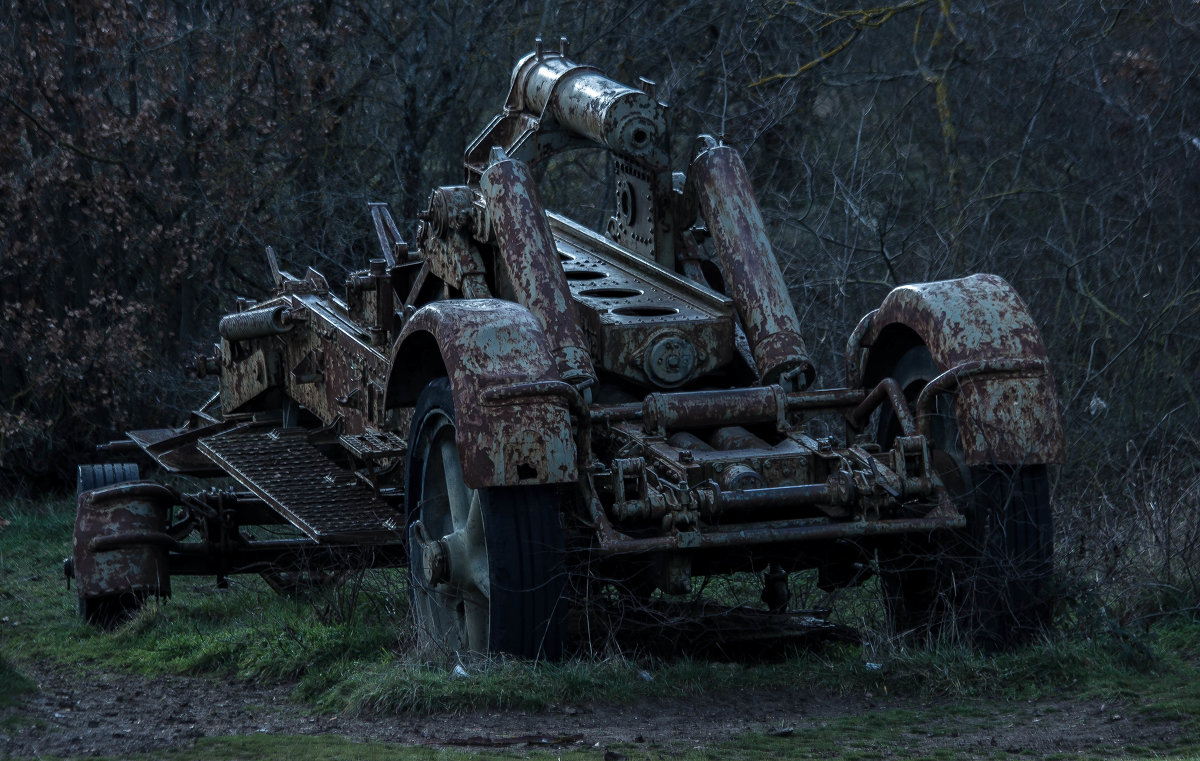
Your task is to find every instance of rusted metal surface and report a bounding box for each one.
[465,43,676,267]
[590,386,866,428]
[480,155,596,389]
[249,289,393,433]
[913,357,1049,440]
[510,51,667,165]
[75,44,1065,651]
[74,482,174,600]
[392,299,576,488]
[852,274,1066,465]
[688,139,815,391]
[643,386,789,433]
[850,377,917,437]
[466,46,667,173]
[416,185,490,299]
[550,214,735,389]
[197,426,404,543]
[593,514,966,557]
[73,483,406,586]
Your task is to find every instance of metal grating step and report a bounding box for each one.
[198,426,404,544]
[339,430,407,461]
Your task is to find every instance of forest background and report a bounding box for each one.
[1,0,1197,618]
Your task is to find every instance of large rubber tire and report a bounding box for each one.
[877,346,1053,649]
[405,378,567,660]
[75,463,147,626]
[968,465,1053,649]
[77,463,140,494]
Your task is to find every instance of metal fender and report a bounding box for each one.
[386,300,577,489]
[848,274,1065,466]
[74,482,174,599]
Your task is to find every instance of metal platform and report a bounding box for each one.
[127,424,235,475]
[198,426,404,544]
[338,430,407,461]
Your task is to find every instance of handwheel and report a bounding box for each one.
[405,378,566,659]
[877,345,1053,649]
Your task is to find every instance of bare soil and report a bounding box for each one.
[0,660,1181,759]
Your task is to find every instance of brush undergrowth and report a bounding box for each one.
[3,493,1200,726]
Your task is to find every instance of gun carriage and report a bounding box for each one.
[70,41,1064,655]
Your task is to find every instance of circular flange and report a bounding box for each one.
[643,331,698,387]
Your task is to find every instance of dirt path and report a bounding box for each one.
[0,661,1180,758]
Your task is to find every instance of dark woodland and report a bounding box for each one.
[2,1,1198,611]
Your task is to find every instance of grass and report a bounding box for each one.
[0,654,36,708]
[4,494,1200,760]
[1,495,399,679]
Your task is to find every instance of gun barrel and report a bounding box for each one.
[510,52,666,164]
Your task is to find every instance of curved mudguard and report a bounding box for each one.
[74,482,174,599]
[849,274,1065,466]
[386,300,577,489]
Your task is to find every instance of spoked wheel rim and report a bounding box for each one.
[409,410,492,654]
[405,377,568,660]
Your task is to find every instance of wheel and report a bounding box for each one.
[877,345,1053,649]
[405,378,566,660]
[77,463,140,494]
[74,463,148,626]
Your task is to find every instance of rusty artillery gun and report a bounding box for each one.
[70,42,1064,656]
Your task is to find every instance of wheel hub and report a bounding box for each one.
[422,537,450,587]
[412,519,453,587]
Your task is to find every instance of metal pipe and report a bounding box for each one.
[594,514,966,556]
[591,387,867,427]
[589,403,643,424]
[711,426,770,451]
[480,155,597,390]
[96,440,141,455]
[689,139,815,391]
[698,478,851,515]
[849,377,916,436]
[643,386,788,432]
[169,542,408,576]
[785,387,868,410]
[481,380,584,411]
[91,532,410,560]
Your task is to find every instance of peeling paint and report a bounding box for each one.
[80,46,1066,634]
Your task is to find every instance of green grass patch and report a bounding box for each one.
[0,496,402,683]
[0,654,35,708]
[4,489,1200,761]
